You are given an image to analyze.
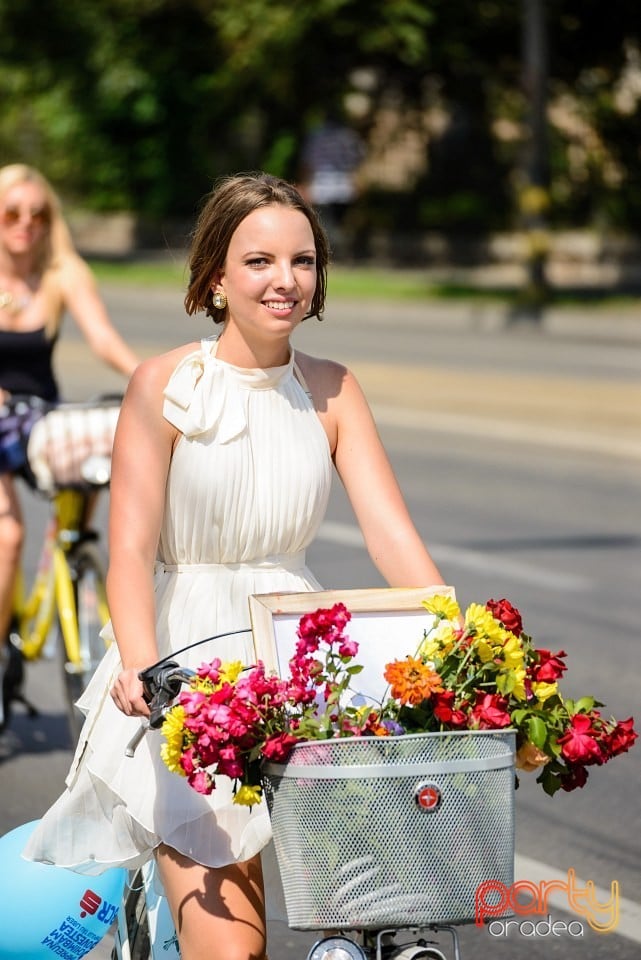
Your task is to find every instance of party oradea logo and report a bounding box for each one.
[475,868,619,938]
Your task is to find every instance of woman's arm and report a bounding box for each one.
[107,353,177,717]
[59,255,139,377]
[305,356,447,588]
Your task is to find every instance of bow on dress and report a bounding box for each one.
[162,340,247,444]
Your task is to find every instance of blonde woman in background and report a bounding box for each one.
[0,163,139,728]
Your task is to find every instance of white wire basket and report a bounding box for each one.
[262,730,515,930]
[27,400,121,492]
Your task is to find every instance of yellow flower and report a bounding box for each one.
[419,636,440,660]
[419,623,456,659]
[160,706,187,776]
[501,634,525,670]
[512,666,528,701]
[221,660,244,683]
[532,681,558,702]
[465,603,504,642]
[193,660,244,694]
[422,595,461,622]
[475,638,495,663]
[234,783,263,807]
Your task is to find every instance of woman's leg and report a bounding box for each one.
[0,474,24,727]
[155,844,267,960]
[0,474,23,639]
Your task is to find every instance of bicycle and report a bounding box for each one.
[112,654,516,960]
[2,394,121,741]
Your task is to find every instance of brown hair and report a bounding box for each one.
[184,172,329,322]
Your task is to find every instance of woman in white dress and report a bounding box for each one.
[25,173,447,960]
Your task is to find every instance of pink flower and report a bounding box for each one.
[197,658,222,683]
[338,638,359,658]
[180,689,209,714]
[188,769,213,794]
[180,746,198,776]
[216,748,245,779]
[296,603,352,652]
[262,732,299,762]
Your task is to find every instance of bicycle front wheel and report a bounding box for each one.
[112,869,151,960]
[58,539,109,742]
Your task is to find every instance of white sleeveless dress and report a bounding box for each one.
[24,337,332,875]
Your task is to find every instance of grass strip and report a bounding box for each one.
[88,259,638,309]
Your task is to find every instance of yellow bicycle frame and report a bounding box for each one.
[14,489,109,665]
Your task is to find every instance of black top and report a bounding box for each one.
[0,326,59,401]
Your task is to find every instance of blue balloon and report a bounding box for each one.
[0,820,126,960]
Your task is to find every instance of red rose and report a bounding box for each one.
[486,598,523,637]
[558,714,603,765]
[560,764,588,792]
[532,648,568,682]
[470,692,512,729]
[433,690,456,723]
[605,717,638,757]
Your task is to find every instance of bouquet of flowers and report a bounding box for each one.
[160,595,636,805]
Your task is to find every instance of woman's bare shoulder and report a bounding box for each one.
[295,350,349,388]
[295,350,365,401]
[126,342,201,403]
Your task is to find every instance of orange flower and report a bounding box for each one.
[516,741,551,772]
[384,657,443,706]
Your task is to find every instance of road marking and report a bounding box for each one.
[316,522,591,592]
[371,404,641,460]
[515,853,641,943]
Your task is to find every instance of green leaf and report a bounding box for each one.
[527,715,547,748]
[538,766,563,796]
[573,696,596,714]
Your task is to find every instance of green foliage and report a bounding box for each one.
[0,0,640,231]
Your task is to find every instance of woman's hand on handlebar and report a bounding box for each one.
[110,667,151,718]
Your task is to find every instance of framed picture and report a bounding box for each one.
[248,585,456,708]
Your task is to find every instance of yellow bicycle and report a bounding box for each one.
[5,396,120,741]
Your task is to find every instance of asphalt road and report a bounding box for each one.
[1,284,640,959]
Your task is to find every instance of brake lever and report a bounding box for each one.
[125,661,195,757]
[140,660,183,728]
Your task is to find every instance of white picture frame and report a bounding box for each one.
[248,585,456,708]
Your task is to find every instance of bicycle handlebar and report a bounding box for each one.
[124,661,196,758]
[122,627,253,758]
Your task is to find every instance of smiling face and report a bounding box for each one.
[0,180,51,260]
[215,204,318,344]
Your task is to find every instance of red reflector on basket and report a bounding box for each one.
[415,782,442,811]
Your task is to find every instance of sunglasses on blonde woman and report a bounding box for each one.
[1,206,51,227]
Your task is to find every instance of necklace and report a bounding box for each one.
[0,288,32,314]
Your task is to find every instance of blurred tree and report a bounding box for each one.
[0,0,232,214]
[0,0,639,235]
